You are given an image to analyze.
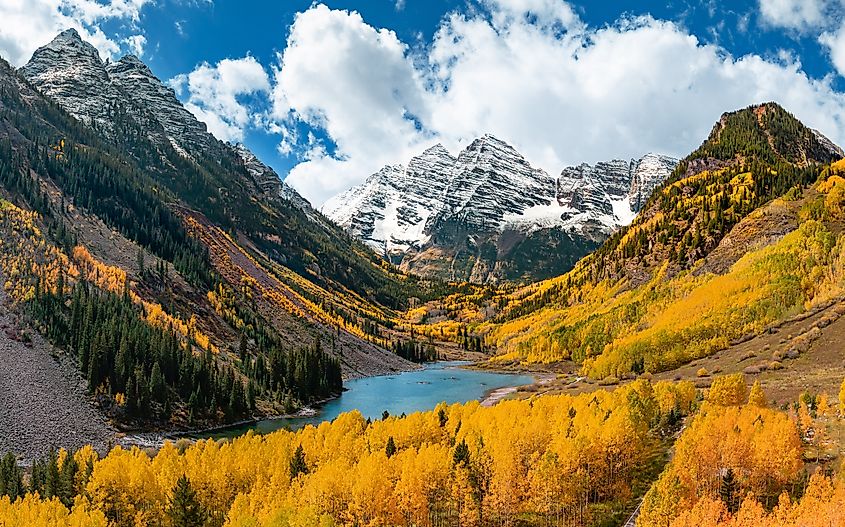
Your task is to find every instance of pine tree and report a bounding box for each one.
[167,475,207,527]
[239,333,248,364]
[58,452,78,507]
[453,439,470,467]
[0,453,23,501]
[289,445,308,480]
[385,437,397,458]
[44,450,61,499]
[150,361,167,405]
[720,467,738,513]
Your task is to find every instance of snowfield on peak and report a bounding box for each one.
[323,138,678,258]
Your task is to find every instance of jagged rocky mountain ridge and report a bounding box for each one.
[3,28,451,386]
[231,142,312,212]
[324,136,678,282]
[20,28,307,209]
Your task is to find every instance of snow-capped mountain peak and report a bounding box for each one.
[323,137,678,281]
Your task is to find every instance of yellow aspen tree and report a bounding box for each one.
[838,377,845,416]
[748,381,767,407]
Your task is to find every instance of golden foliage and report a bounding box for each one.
[0,382,679,527]
[0,200,79,301]
[482,213,845,379]
[0,200,218,355]
[71,245,218,354]
[664,471,845,527]
[706,374,748,406]
[0,494,107,527]
[639,398,804,527]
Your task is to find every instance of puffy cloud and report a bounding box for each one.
[270,4,433,200]
[0,0,153,66]
[757,0,837,31]
[124,34,146,56]
[266,3,845,206]
[174,56,271,142]
[481,0,581,31]
[821,22,845,76]
[758,0,823,31]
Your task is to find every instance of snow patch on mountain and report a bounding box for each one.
[324,137,678,255]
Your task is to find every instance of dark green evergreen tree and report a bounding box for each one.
[0,453,23,500]
[167,475,207,527]
[289,445,308,480]
[385,437,397,458]
[453,439,470,467]
[720,467,738,513]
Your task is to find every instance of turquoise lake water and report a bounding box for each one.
[200,361,534,439]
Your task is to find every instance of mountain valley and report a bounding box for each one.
[2,25,845,527]
[0,29,454,459]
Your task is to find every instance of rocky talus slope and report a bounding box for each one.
[0,286,114,463]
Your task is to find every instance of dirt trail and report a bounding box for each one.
[0,284,114,463]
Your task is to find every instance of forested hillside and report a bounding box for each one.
[408,104,845,380]
[0,43,448,431]
[3,375,845,527]
[0,379,695,527]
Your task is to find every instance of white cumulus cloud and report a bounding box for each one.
[0,0,153,66]
[269,4,433,200]
[821,22,845,77]
[173,56,271,143]
[265,3,845,206]
[124,34,146,56]
[758,0,830,31]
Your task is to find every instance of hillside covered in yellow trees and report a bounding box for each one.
[0,379,693,527]
[410,104,845,389]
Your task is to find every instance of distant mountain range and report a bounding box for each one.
[323,135,678,282]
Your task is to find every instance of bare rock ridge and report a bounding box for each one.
[323,136,678,282]
[20,29,120,133]
[105,53,216,156]
[231,142,311,212]
[20,28,309,210]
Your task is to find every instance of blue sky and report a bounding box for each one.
[141,0,845,183]
[2,0,845,204]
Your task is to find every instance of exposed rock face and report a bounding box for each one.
[324,137,678,282]
[812,129,845,159]
[106,54,216,156]
[231,143,311,211]
[439,135,556,232]
[19,29,311,210]
[21,29,123,134]
[555,153,679,237]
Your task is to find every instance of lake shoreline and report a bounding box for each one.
[119,361,542,448]
[479,371,557,406]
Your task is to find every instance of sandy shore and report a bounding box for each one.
[480,386,520,407]
[479,372,557,407]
